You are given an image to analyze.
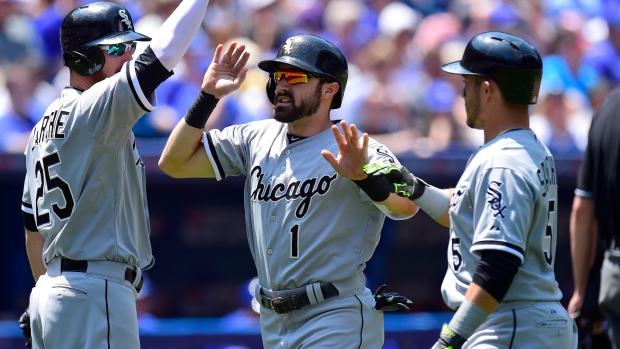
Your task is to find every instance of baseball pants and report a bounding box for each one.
[259,287,383,348]
[465,300,577,348]
[29,257,140,349]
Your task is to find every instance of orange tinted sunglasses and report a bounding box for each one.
[274,71,322,84]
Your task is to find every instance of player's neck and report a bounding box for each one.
[287,113,333,138]
[483,109,530,143]
[69,72,105,91]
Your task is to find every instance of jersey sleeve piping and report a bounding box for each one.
[471,240,525,262]
[202,132,225,181]
[126,61,155,113]
[22,201,33,214]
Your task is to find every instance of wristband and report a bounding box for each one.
[353,175,392,202]
[448,299,489,339]
[184,91,219,129]
[412,183,450,220]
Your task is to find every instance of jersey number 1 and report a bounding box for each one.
[290,224,300,258]
[34,152,75,227]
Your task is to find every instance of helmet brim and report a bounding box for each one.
[91,31,151,46]
[441,61,474,75]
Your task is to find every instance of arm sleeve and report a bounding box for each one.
[471,250,521,302]
[134,46,174,98]
[148,0,210,71]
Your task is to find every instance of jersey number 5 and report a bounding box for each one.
[544,198,556,266]
[34,152,75,227]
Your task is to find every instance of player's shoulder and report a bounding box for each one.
[485,129,545,155]
[476,129,551,171]
[214,119,286,141]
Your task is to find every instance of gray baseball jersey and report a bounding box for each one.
[203,119,403,290]
[441,129,562,309]
[203,119,406,347]
[21,61,155,270]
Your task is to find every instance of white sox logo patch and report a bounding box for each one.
[119,10,132,29]
[486,181,506,219]
[250,166,337,218]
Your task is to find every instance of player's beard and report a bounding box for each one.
[273,83,322,123]
[465,82,483,129]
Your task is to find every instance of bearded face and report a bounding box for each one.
[273,82,323,123]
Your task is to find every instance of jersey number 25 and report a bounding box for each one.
[34,152,75,227]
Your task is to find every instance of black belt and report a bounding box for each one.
[60,257,143,293]
[259,283,339,315]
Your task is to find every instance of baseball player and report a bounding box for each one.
[19,1,213,347]
[158,34,416,348]
[376,32,578,348]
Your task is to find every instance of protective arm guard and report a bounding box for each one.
[363,162,423,199]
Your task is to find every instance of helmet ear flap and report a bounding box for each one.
[266,74,277,105]
[65,46,106,77]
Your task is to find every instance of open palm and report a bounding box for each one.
[321,120,370,180]
[201,42,250,99]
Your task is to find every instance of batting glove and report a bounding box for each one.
[363,162,417,197]
[372,284,413,312]
[431,324,467,349]
[18,308,32,348]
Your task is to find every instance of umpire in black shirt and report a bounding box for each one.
[568,87,620,349]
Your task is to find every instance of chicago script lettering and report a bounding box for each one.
[250,166,337,218]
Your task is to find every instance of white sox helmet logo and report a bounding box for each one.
[119,10,132,29]
[282,38,293,54]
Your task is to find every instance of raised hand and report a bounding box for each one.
[321,120,369,180]
[201,42,251,99]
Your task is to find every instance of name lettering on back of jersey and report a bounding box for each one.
[537,156,557,198]
[31,110,69,151]
[486,181,507,219]
[250,165,337,218]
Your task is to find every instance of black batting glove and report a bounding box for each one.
[431,324,467,349]
[19,308,32,348]
[363,162,417,198]
[372,284,413,312]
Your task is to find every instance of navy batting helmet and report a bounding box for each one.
[258,34,348,109]
[441,31,543,104]
[60,1,151,76]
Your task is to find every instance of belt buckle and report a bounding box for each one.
[271,296,296,315]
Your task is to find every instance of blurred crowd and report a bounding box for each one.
[1,0,619,157]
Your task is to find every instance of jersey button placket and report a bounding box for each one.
[267,249,273,255]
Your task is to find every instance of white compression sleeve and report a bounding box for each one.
[149,0,210,71]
